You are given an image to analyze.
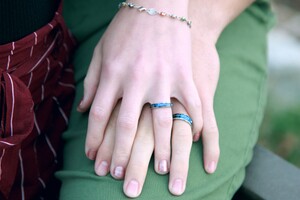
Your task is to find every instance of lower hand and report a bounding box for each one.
[94,99,193,197]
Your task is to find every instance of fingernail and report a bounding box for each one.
[126,180,139,197]
[206,161,216,174]
[77,98,84,110]
[87,150,96,160]
[97,161,108,176]
[171,179,183,195]
[159,160,168,173]
[114,166,124,178]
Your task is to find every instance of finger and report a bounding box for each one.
[94,101,121,176]
[202,100,220,174]
[151,97,173,175]
[85,77,119,160]
[169,99,193,196]
[123,105,154,198]
[78,42,102,112]
[110,91,143,179]
[177,80,203,136]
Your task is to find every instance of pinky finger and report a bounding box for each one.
[77,42,102,112]
[202,104,220,174]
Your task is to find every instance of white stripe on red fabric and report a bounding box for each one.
[52,97,68,125]
[34,32,38,45]
[34,112,58,163]
[44,58,50,82]
[58,61,63,68]
[30,46,34,57]
[0,141,15,146]
[58,82,75,89]
[27,72,33,88]
[44,135,57,163]
[11,42,15,55]
[41,86,45,101]
[6,55,10,70]
[28,33,59,74]
[34,114,41,135]
[48,23,54,29]
[38,178,46,189]
[64,68,74,73]
[63,43,68,52]
[19,150,25,200]
[7,74,15,137]
[41,58,51,101]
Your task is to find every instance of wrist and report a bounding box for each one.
[189,0,254,44]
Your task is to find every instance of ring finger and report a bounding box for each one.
[169,98,193,196]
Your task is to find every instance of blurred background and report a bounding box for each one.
[258,0,300,167]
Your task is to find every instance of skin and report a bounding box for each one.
[78,0,254,198]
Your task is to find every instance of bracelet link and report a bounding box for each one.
[118,2,192,28]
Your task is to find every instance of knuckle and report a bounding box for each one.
[130,65,144,82]
[102,61,121,78]
[155,114,172,128]
[90,106,107,122]
[117,115,137,131]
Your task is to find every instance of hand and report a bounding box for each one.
[78,2,202,179]
[91,37,221,197]
[93,99,193,198]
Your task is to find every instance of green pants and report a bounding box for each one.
[57,1,274,199]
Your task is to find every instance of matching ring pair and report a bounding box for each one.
[150,102,193,127]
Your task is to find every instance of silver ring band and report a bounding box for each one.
[173,113,193,127]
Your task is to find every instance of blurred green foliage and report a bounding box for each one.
[259,92,300,167]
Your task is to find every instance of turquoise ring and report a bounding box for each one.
[173,113,193,127]
[150,103,173,109]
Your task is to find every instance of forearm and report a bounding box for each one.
[189,0,255,43]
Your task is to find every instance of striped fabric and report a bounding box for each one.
[0,3,75,199]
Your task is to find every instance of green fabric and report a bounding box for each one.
[57,1,274,199]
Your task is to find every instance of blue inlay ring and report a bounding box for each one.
[173,113,193,127]
[150,102,173,109]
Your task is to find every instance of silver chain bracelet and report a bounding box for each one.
[118,2,192,28]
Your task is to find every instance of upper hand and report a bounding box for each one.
[78,4,202,179]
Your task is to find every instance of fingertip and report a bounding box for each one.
[193,133,200,142]
[111,166,125,179]
[76,99,85,112]
[205,161,217,174]
[95,161,109,176]
[169,179,185,196]
[155,159,169,175]
[124,179,141,198]
[86,149,97,160]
